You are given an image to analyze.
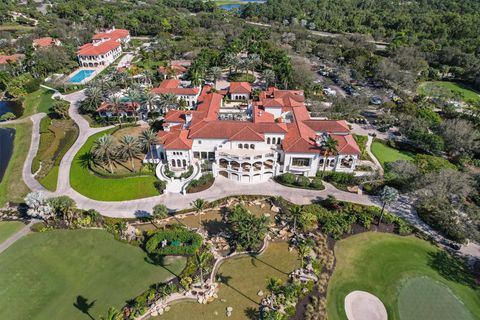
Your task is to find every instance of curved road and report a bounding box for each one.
[19,90,480,258]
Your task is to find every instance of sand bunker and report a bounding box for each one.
[344,291,388,320]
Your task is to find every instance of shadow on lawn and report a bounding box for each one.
[428,251,477,288]
[73,295,96,320]
[144,255,183,278]
[217,272,258,304]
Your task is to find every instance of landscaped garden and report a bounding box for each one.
[159,241,299,320]
[0,229,187,320]
[418,81,480,103]
[69,127,159,201]
[0,220,25,243]
[327,232,480,320]
[371,140,414,168]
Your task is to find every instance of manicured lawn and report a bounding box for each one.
[371,141,414,168]
[0,229,186,320]
[418,81,480,103]
[0,122,32,206]
[159,241,299,320]
[398,277,473,320]
[70,128,159,201]
[22,88,54,117]
[0,221,25,244]
[326,233,480,320]
[33,117,79,191]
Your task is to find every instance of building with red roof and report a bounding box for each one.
[151,79,201,108]
[33,37,61,48]
[229,82,252,100]
[0,54,23,66]
[150,83,360,182]
[77,27,130,68]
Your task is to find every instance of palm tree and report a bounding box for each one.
[194,251,210,289]
[224,52,238,75]
[320,136,338,178]
[158,93,178,113]
[143,91,157,113]
[192,198,208,225]
[378,186,399,225]
[246,54,261,75]
[297,243,311,269]
[108,95,123,125]
[92,134,117,173]
[83,86,103,113]
[262,69,276,88]
[208,66,222,87]
[288,205,303,234]
[100,307,121,320]
[118,135,141,171]
[139,129,158,163]
[266,277,282,309]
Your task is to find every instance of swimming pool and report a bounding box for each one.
[69,69,95,83]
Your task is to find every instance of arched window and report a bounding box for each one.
[238,144,243,149]
[183,159,187,167]
[276,137,281,144]
[267,137,271,144]
[250,144,255,149]
[244,144,249,149]
[177,159,181,167]
[171,159,176,167]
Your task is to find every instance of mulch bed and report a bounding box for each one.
[186,178,214,194]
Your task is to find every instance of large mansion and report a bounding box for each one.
[151,82,360,183]
[77,27,130,68]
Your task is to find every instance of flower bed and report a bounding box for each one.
[145,228,203,256]
[186,173,215,193]
[274,173,324,190]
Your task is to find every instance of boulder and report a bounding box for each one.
[270,205,280,213]
[257,290,264,296]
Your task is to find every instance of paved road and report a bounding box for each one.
[0,220,38,254]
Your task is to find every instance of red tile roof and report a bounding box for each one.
[158,64,188,75]
[332,134,361,154]
[303,120,350,133]
[78,40,121,56]
[229,126,264,141]
[33,37,58,47]
[229,82,252,94]
[151,80,199,96]
[0,54,22,64]
[157,127,192,150]
[188,121,287,140]
[96,101,139,113]
[92,28,129,42]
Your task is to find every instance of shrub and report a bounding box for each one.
[0,112,16,121]
[152,204,168,219]
[24,78,41,93]
[180,165,194,179]
[309,177,324,189]
[154,180,167,193]
[164,165,174,178]
[281,173,296,184]
[30,222,47,232]
[321,172,357,185]
[295,175,310,187]
[145,228,203,256]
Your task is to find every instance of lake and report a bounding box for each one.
[0,128,15,182]
[0,100,23,118]
[219,0,266,11]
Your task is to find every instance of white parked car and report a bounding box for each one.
[323,87,337,96]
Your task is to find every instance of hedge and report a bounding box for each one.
[145,228,202,256]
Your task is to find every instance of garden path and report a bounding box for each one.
[0,219,38,254]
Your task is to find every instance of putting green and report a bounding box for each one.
[398,277,473,320]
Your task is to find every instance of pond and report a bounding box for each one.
[0,100,23,118]
[0,128,15,182]
[219,0,265,11]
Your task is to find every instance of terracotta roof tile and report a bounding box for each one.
[229,82,252,94]
[77,40,121,56]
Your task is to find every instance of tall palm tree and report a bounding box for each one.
[194,251,210,289]
[288,205,303,234]
[224,52,238,75]
[92,135,117,173]
[100,307,121,320]
[108,95,123,125]
[139,129,158,163]
[378,186,399,225]
[191,198,208,225]
[118,135,141,171]
[262,69,276,88]
[83,86,103,112]
[320,136,338,178]
[208,66,222,87]
[246,54,261,75]
[143,91,157,113]
[297,243,310,269]
[266,277,282,309]
[158,93,178,113]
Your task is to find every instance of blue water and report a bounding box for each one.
[220,0,265,11]
[70,69,95,83]
[0,100,23,117]
[0,128,15,182]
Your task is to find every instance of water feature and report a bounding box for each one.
[69,69,95,83]
[0,128,15,182]
[0,100,23,118]
[219,0,265,11]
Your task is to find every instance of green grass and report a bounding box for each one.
[0,123,32,206]
[398,277,473,320]
[159,241,299,320]
[22,88,54,117]
[70,128,159,201]
[371,141,414,168]
[0,229,186,320]
[418,81,480,103]
[0,221,25,244]
[326,232,480,320]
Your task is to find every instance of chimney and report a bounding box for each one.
[163,123,171,132]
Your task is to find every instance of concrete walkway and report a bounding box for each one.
[0,220,38,254]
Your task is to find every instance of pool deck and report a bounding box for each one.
[66,67,103,85]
